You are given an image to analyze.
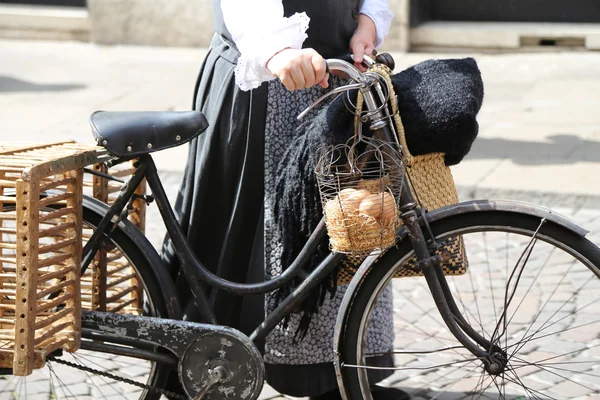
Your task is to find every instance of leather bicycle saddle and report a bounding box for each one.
[90,110,209,157]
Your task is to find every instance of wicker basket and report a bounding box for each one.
[0,142,110,375]
[336,66,468,284]
[0,141,150,375]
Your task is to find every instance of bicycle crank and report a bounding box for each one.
[82,311,265,400]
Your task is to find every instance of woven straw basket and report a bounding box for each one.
[336,72,469,284]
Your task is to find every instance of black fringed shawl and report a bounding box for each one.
[272,58,484,337]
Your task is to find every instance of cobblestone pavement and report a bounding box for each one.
[0,172,599,399]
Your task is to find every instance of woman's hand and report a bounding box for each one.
[350,14,377,71]
[267,48,329,91]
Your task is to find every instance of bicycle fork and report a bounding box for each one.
[398,185,507,376]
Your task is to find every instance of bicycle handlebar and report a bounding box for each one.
[325,53,395,83]
[297,53,396,122]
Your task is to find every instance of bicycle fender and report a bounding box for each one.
[425,199,588,237]
[82,195,182,319]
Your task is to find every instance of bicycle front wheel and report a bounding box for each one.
[338,210,600,399]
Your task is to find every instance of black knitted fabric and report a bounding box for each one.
[393,57,484,165]
[272,57,484,334]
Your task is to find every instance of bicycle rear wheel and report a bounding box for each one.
[0,205,171,399]
[338,210,600,399]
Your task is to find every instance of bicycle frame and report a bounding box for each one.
[79,57,507,383]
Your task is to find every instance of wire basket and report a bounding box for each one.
[315,135,405,255]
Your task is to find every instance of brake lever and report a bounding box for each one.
[296,82,366,120]
[296,54,379,120]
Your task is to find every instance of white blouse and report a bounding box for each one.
[221,0,394,91]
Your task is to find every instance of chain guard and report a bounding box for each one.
[82,311,264,400]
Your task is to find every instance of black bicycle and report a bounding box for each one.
[6,54,600,400]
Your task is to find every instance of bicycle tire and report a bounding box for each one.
[338,210,600,399]
[0,203,172,400]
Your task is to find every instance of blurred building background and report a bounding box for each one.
[2,0,599,51]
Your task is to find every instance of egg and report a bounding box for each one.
[338,188,358,199]
[381,192,397,223]
[358,192,397,222]
[347,189,371,203]
[358,194,384,218]
[337,188,369,214]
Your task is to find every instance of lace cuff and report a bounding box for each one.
[234,12,310,91]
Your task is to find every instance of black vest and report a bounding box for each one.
[213,0,362,58]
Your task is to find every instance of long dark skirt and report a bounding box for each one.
[160,34,267,336]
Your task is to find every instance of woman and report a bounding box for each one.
[161,1,405,398]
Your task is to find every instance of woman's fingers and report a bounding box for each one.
[278,70,295,91]
[350,14,378,72]
[312,53,328,88]
[351,40,366,64]
[318,73,330,89]
[301,55,317,88]
[266,48,328,91]
[289,63,306,90]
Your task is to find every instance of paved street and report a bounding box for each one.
[0,39,600,399]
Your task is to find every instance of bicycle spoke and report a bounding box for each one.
[511,354,600,382]
[366,345,464,357]
[501,369,507,400]
[510,260,583,357]
[70,352,119,398]
[475,374,496,398]
[508,293,600,358]
[489,374,505,400]
[451,276,495,340]
[77,347,152,366]
[393,292,475,363]
[484,231,499,333]
[15,377,24,400]
[48,362,80,399]
[505,246,557,328]
[468,263,487,338]
[491,222,543,347]
[511,345,599,368]
[469,369,486,400]
[343,357,480,371]
[74,351,147,395]
[429,363,482,400]
[502,368,546,400]
[0,374,18,393]
[510,356,597,393]
[50,366,59,399]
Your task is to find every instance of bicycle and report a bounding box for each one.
[5,54,600,400]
